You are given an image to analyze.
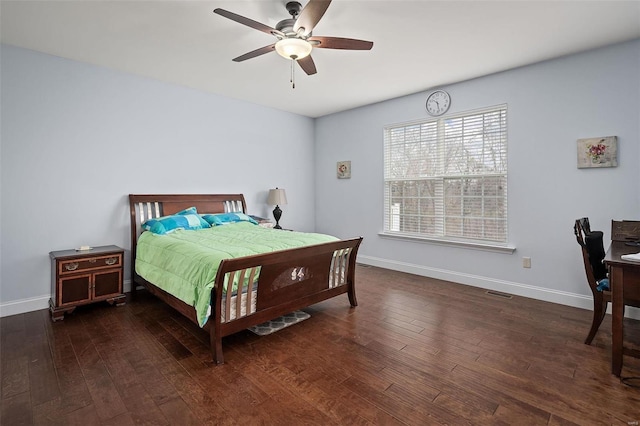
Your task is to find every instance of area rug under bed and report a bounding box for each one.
[248,311,310,336]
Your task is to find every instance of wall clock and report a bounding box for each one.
[425,90,451,116]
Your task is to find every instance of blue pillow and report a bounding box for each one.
[143,213,210,235]
[175,206,198,215]
[201,212,258,226]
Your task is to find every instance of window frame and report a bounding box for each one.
[382,104,514,253]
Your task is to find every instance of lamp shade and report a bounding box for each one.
[267,188,287,206]
[275,38,312,60]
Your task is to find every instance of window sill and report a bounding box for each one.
[378,232,516,254]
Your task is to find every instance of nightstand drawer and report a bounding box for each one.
[58,253,122,275]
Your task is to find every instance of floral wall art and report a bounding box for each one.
[337,161,351,179]
[577,136,617,168]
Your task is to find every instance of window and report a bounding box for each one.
[384,105,508,243]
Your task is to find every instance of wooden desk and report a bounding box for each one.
[603,241,640,376]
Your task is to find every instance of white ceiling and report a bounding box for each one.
[1,1,639,118]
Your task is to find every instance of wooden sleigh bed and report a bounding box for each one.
[129,194,362,364]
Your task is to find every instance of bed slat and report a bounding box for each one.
[330,248,349,288]
[245,267,258,316]
[224,200,243,213]
[224,271,235,322]
[136,201,161,224]
[234,269,248,317]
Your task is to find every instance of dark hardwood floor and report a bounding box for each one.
[2,265,640,425]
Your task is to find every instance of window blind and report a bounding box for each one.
[384,105,508,243]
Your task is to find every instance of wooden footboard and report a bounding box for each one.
[209,237,362,363]
[129,194,362,364]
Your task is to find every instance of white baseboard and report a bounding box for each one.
[3,267,639,322]
[0,280,133,318]
[0,295,51,318]
[357,255,640,320]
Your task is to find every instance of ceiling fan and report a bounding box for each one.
[213,0,373,85]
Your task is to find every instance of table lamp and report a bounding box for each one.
[267,188,287,229]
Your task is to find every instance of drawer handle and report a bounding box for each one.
[65,262,79,271]
[105,257,117,266]
[88,259,97,264]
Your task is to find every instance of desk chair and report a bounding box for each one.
[575,218,640,345]
[574,218,609,344]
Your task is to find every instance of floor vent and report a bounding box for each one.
[486,290,513,299]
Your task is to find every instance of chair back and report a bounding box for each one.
[574,218,607,295]
[611,220,640,242]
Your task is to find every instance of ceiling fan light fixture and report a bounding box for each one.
[275,38,312,60]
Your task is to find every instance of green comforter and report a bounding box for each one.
[135,222,338,326]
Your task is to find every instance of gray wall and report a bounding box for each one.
[2,40,639,317]
[0,44,316,315]
[314,39,640,311]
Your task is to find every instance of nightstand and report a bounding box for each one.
[49,245,126,321]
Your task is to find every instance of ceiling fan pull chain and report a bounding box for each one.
[290,58,296,89]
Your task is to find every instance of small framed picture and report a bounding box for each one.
[577,136,617,168]
[337,161,351,179]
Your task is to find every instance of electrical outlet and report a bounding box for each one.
[523,257,531,268]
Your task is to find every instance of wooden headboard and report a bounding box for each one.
[128,193,247,278]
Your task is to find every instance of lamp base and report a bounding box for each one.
[272,205,283,230]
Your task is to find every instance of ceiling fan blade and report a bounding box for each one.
[293,0,332,36]
[309,36,373,50]
[297,55,317,75]
[232,44,276,62]
[214,8,282,37]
